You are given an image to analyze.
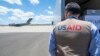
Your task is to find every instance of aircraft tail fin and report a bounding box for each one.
[26,18,33,24]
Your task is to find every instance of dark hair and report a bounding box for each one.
[65,2,80,14]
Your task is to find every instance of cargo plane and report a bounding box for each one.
[9,18,33,27]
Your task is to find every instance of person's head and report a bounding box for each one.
[65,2,81,19]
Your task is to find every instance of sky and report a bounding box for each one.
[0,0,56,25]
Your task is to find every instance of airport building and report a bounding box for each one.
[54,0,100,22]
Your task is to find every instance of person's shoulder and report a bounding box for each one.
[77,19,93,26]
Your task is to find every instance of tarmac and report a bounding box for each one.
[0,25,53,33]
[0,26,53,56]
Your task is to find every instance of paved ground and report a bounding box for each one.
[0,26,53,33]
[0,32,50,56]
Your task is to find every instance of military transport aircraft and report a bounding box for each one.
[9,18,33,27]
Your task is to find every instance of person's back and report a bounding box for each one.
[49,2,99,56]
[54,18,92,56]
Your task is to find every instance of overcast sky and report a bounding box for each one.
[0,0,56,25]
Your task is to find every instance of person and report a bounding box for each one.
[49,2,99,56]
